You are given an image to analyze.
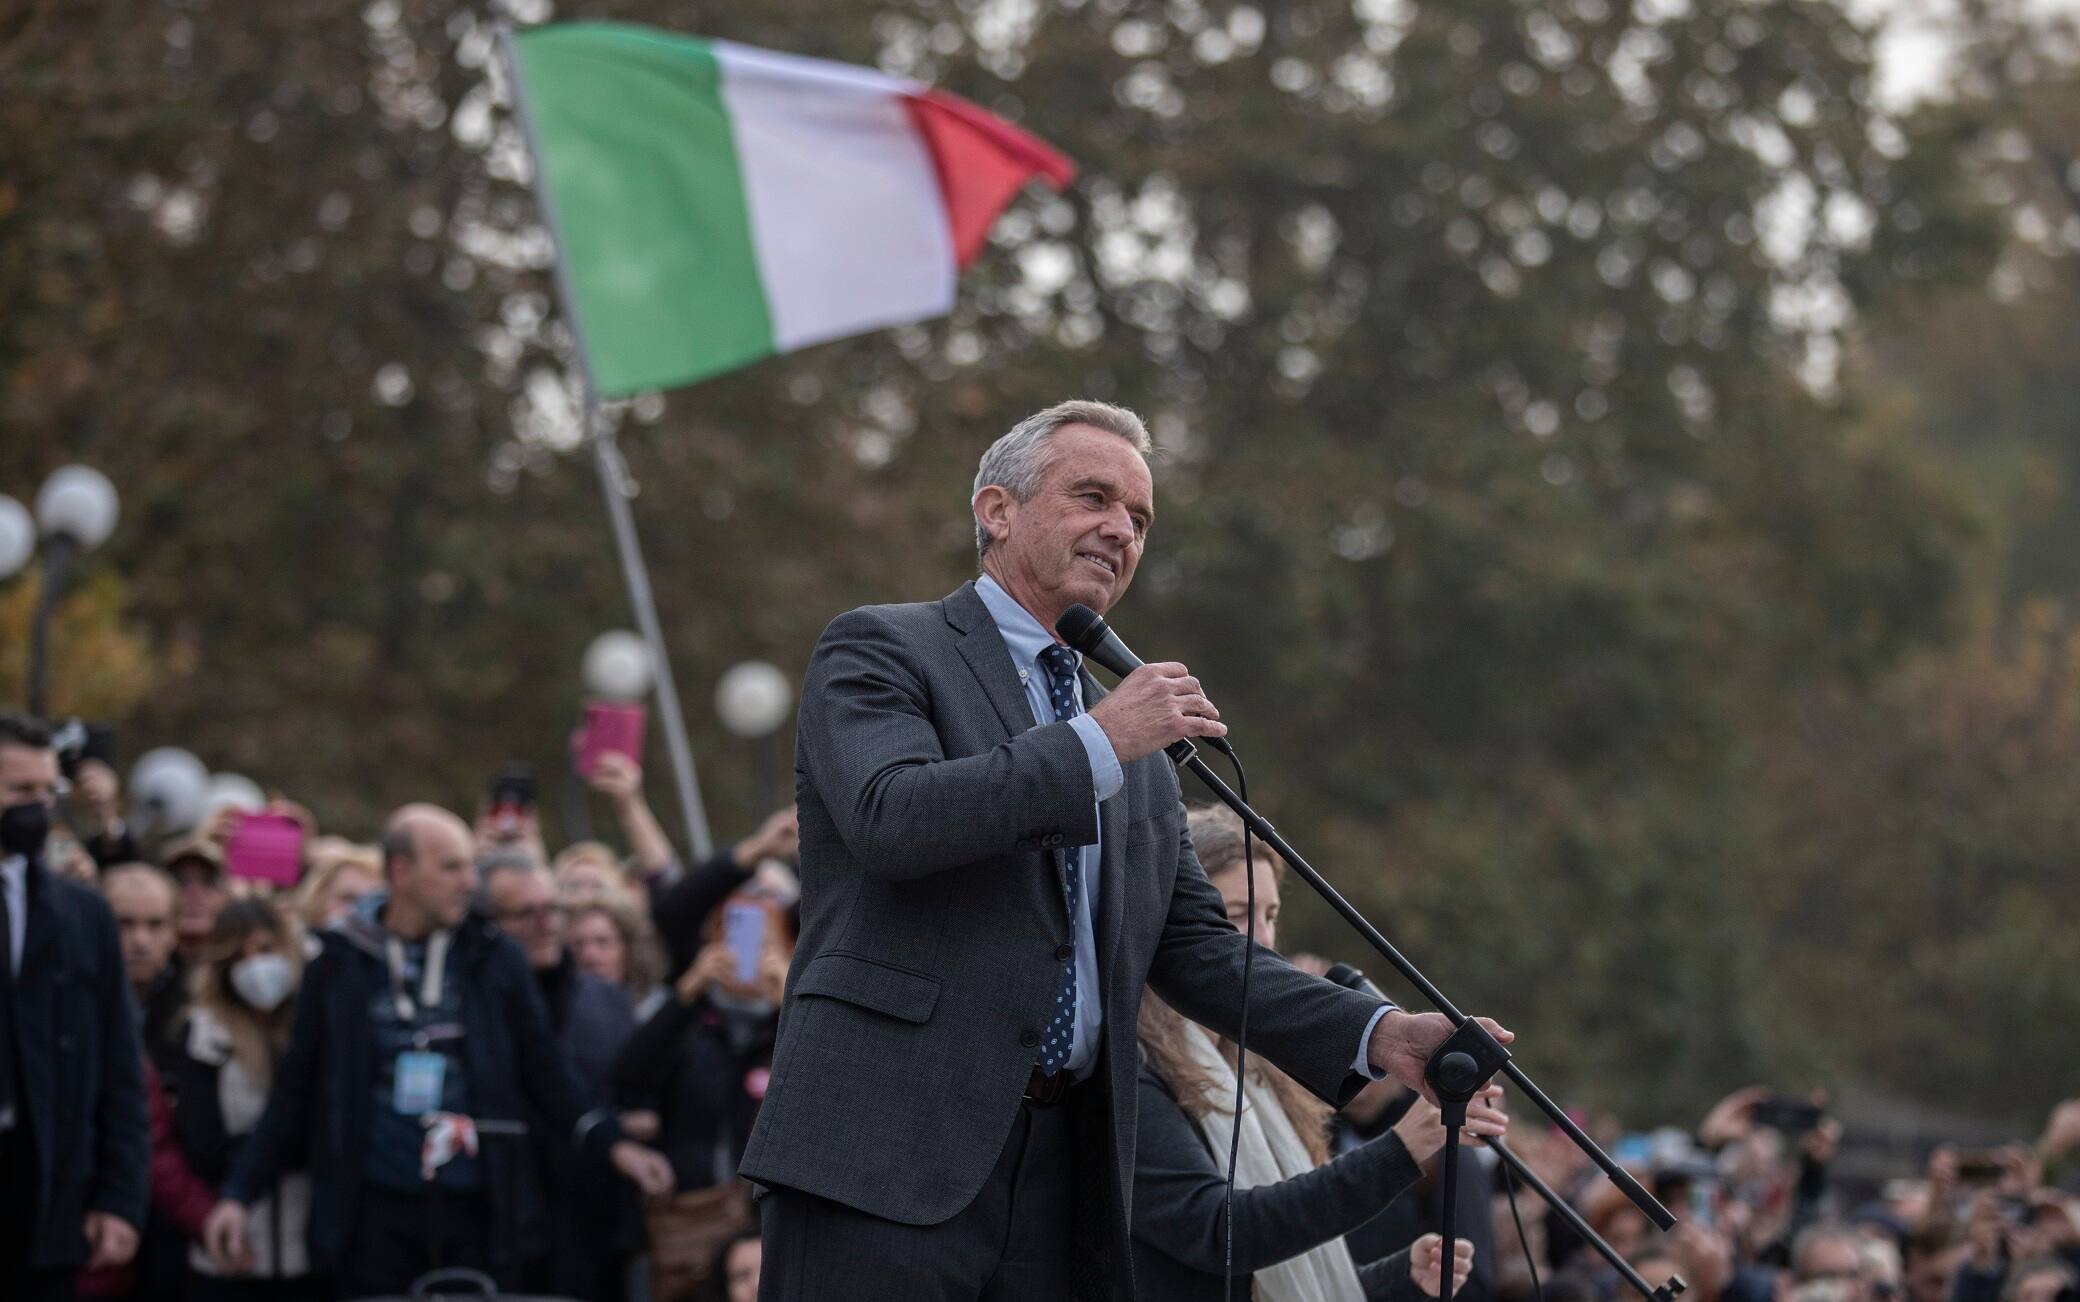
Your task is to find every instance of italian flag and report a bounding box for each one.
[509,23,1078,397]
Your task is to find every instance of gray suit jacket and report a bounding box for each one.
[739,582,1382,1283]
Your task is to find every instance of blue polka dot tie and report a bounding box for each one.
[1037,643,1083,1076]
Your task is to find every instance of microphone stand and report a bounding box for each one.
[1174,750,1685,1302]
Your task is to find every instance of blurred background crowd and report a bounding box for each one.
[4,700,2077,1301]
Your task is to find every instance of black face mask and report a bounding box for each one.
[0,800,52,859]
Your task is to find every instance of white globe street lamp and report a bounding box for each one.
[129,747,211,840]
[206,772,268,818]
[22,465,122,715]
[35,465,121,549]
[716,660,793,816]
[715,661,793,739]
[582,630,655,702]
[0,497,33,581]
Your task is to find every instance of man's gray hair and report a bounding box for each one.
[972,399,1153,562]
[472,847,548,913]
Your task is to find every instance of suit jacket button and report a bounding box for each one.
[1020,1030,1040,1048]
[1055,943,1073,961]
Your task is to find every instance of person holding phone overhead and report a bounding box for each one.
[613,891,793,1192]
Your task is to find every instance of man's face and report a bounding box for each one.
[978,423,1153,623]
[0,742,59,810]
[398,819,479,930]
[488,868,563,969]
[106,874,178,990]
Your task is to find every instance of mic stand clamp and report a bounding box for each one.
[1424,1022,1512,1302]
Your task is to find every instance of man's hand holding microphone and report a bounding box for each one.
[1086,660,1227,763]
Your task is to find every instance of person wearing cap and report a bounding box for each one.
[163,837,231,966]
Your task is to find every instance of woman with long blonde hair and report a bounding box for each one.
[1132,805,1509,1302]
[172,898,322,1299]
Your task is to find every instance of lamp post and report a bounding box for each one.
[7,467,121,717]
[715,660,793,816]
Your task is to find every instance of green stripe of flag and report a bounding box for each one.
[514,25,776,395]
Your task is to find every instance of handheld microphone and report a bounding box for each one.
[1325,961,1387,1002]
[1054,604,1237,764]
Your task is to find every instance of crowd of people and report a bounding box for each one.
[1,705,2075,1302]
[3,710,795,1301]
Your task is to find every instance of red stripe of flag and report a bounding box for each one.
[902,89,1078,267]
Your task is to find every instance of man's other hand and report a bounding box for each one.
[1087,662,1227,764]
[83,1210,140,1271]
[1367,1010,1515,1100]
[611,1140,677,1197]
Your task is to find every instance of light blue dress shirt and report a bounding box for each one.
[975,575,1395,1083]
[977,574,1114,1077]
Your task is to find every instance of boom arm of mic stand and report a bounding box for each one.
[1173,754,1682,1295]
[1490,1138,1687,1302]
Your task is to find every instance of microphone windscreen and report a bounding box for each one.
[1056,603,1106,654]
[1324,962,1385,1001]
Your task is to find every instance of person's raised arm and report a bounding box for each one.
[587,753,677,882]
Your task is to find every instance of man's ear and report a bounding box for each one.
[973,485,1016,547]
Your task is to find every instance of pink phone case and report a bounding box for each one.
[224,812,305,887]
[574,702,647,777]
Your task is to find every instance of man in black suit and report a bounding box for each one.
[0,711,149,1300]
[744,400,1510,1300]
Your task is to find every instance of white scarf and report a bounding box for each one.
[1182,1024,1367,1302]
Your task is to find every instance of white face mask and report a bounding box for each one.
[229,953,296,1012]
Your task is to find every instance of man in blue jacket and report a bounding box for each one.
[0,711,149,1301]
[201,802,673,1296]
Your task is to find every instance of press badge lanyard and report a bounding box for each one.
[384,929,451,1022]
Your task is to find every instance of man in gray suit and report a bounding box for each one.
[743,400,1510,1300]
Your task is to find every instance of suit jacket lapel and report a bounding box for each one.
[944,581,1038,742]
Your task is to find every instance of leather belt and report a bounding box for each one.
[1023,1066,1075,1107]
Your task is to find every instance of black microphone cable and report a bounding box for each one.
[1501,1146,1546,1302]
[1223,741,1252,1302]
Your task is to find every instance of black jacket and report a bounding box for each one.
[11,856,150,1267]
[135,953,190,1085]
[612,991,776,1190]
[1132,1059,1430,1302]
[221,897,622,1272]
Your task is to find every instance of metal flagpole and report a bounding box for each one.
[498,24,716,861]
